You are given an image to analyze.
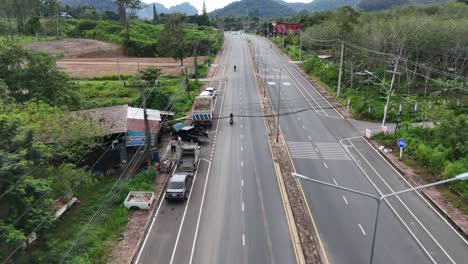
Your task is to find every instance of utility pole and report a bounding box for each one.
[382,52,401,128]
[123,81,152,168]
[337,40,345,98]
[299,30,302,63]
[266,21,269,39]
[264,47,268,97]
[192,39,199,81]
[282,24,285,49]
[276,68,282,142]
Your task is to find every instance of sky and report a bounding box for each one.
[141,0,312,14]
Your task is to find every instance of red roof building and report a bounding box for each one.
[272,22,302,34]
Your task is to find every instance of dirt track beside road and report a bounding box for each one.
[24,38,204,78]
[56,57,202,78]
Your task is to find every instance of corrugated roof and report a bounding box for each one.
[75,105,128,135]
[127,106,161,121]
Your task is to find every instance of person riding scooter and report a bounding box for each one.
[229,113,234,125]
[234,65,237,72]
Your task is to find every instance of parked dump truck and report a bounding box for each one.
[192,96,213,128]
[123,191,154,210]
[176,143,200,172]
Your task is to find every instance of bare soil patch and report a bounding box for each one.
[23,38,123,58]
[56,57,203,78]
[23,38,205,78]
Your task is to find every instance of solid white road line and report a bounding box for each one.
[358,224,366,236]
[360,138,468,246]
[189,159,212,264]
[340,139,437,264]
[135,163,179,263]
[347,139,456,263]
[342,196,349,205]
[169,161,202,264]
[188,38,231,264]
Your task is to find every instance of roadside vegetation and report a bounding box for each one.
[267,2,467,210]
[0,1,222,262]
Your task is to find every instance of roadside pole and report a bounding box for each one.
[299,30,302,63]
[276,68,282,142]
[124,79,152,169]
[337,40,345,98]
[382,50,401,128]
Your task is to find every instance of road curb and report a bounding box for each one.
[130,172,171,264]
[247,37,323,264]
[364,137,468,239]
[128,43,228,264]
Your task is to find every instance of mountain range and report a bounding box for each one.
[210,0,448,18]
[137,2,198,19]
[60,0,198,17]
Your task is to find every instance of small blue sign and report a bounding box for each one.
[397,138,407,148]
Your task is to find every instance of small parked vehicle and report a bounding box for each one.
[165,174,193,201]
[204,87,216,97]
[178,126,209,143]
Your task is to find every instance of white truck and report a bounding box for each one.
[123,191,155,210]
[176,143,201,172]
[192,96,214,128]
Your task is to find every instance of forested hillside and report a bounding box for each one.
[61,0,116,12]
[209,0,296,18]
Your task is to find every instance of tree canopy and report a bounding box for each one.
[0,46,79,108]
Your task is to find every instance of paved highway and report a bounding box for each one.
[250,35,468,264]
[136,34,296,264]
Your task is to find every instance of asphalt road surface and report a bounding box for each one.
[250,35,468,264]
[136,34,296,264]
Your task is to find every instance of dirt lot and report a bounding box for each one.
[24,38,203,78]
[23,38,123,58]
[56,57,201,77]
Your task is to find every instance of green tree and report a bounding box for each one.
[140,66,161,86]
[114,0,142,26]
[152,4,159,24]
[159,13,189,66]
[81,8,101,20]
[102,10,119,21]
[334,6,361,38]
[25,16,40,35]
[359,0,410,11]
[0,46,79,108]
[199,0,210,26]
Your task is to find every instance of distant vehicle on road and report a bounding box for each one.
[124,191,154,210]
[165,173,193,201]
[199,90,211,97]
[204,87,216,97]
[178,126,209,143]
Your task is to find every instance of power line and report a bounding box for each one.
[0,84,158,253]
[58,52,202,262]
